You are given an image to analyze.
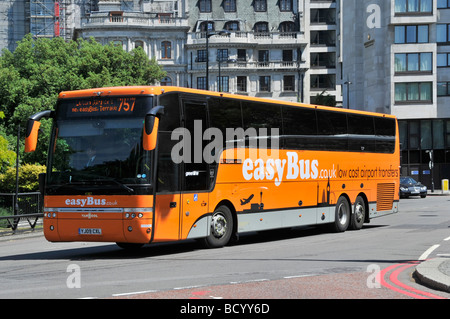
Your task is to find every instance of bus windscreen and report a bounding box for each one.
[46,96,154,195]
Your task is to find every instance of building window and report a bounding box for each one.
[395,52,432,73]
[283,75,295,91]
[224,21,240,31]
[254,0,267,12]
[197,49,207,62]
[310,74,336,90]
[199,21,214,33]
[279,0,293,11]
[199,0,212,12]
[217,49,228,62]
[258,50,270,67]
[395,82,432,103]
[436,82,450,96]
[437,53,450,67]
[161,41,171,59]
[237,49,246,62]
[161,76,173,86]
[279,21,296,33]
[395,25,429,43]
[395,0,432,14]
[135,40,144,49]
[223,0,236,12]
[197,77,207,90]
[217,76,229,92]
[259,76,271,92]
[437,24,450,43]
[438,0,450,8]
[237,76,247,92]
[254,22,269,33]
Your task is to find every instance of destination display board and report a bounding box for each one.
[58,96,153,118]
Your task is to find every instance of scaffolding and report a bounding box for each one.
[29,0,96,40]
[30,0,57,38]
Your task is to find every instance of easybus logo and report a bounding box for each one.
[65,197,110,207]
[243,152,319,187]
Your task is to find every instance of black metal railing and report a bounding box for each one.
[0,192,43,232]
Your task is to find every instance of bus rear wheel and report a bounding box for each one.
[203,205,233,248]
[331,196,350,232]
[350,195,366,230]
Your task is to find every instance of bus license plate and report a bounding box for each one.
[79,228,102,235]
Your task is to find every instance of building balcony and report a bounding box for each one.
[188,59,306,74]
[81,12,189,30]
[187,31,306,48]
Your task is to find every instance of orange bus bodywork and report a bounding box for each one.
[39,86,400,246]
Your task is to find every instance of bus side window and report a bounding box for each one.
[282,106,318,150]
[316,110,348,151]
[158,93,181,131]
[208,97,243,151]
[348,114,376,152]
[374,117,396,153]
[242,101,282,149]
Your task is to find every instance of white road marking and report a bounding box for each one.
[112,290,157,297]
[418,244,440,261]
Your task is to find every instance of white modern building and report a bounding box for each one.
[340,0,450,188]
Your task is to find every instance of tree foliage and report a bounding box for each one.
[0,35,166,190]
[0,163,46,192]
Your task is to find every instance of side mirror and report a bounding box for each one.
[143,105,165,151]
[25,110,53,153]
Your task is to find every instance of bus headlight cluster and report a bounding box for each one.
[45,212,57,218]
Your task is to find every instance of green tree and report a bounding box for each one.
[314,90,337,107]
[0,135,16,174]
[0,35,166,170]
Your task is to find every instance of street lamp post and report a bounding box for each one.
[344,81,352,109]
[205,29,231,91]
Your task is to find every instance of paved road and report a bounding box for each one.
[0,196,449,299]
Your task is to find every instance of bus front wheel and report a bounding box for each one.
[331,196,350,232]
[203,205,233,248]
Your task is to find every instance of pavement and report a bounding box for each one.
[414,257,450,294]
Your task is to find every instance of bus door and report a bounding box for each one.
[154,93,183,242]
[180,99,211,239]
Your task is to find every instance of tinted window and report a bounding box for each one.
[208,97,242,133]
[282,106,318,150]
[242,101,282,130]
[374,117,396,153]
[242,101,282,149]
[347,114,376,152]
[316,110,348,151]
[158,93,181,131]
[208,97,242,151]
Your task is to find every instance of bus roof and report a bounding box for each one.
[58,86,396,119]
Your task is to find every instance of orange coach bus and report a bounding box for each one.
[25,86,399,249]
